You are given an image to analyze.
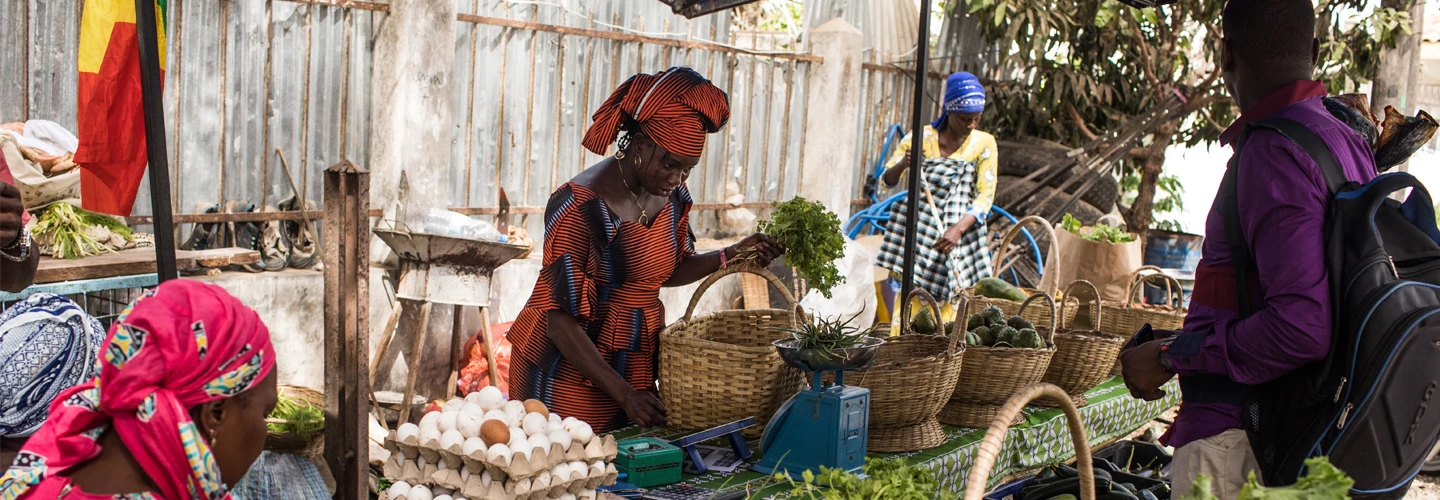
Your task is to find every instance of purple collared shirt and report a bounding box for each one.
[1162,87,1377,449]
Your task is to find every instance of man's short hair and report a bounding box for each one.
[1222,0,1317,72]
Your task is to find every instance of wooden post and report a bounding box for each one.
[324,160,370,500]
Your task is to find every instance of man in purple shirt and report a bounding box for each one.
[1120,0,1378,496]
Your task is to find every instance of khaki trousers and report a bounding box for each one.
[1171,429,1261,500]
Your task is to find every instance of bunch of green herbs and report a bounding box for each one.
[1178,457,1352,500]
[757,197,846,298]
[266,394,324,442]
[1059,213,1136,244]
[773,314,875,355]
[33,202,134,259]
[773,458,954,500]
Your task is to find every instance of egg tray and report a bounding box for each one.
[386,432,619,480]
[382,453,617,500]
[378,489,602,500]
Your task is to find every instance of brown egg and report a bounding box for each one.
[480,419,511,447]
[523,399,550,418]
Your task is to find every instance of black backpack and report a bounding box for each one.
[1224,118,1440,497]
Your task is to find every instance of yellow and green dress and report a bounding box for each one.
[876,125,998,308]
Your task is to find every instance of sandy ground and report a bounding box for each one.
[1410,474,1440,499]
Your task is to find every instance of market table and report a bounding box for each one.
[613,377,1179,498]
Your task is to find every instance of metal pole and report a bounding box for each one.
[900,0,932,301]
[134,0,177,282]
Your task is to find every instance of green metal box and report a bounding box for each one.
[613,437,683,488]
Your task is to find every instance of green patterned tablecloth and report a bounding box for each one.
[614,377,1180,498]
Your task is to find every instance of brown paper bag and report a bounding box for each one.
[1052,229,1144,302]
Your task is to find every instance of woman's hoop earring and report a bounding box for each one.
[614,149,626,160]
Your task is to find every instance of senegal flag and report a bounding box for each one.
[75,0,166,216]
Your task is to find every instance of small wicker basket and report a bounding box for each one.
[854,289,965,452]
[265,385,326,454]
[979,216,1072,328]
[942,294,1057,427]
[658,266,805,436]
[961,383,1098,500]
[1039,280,1124,407]
[1102,266,1188,376]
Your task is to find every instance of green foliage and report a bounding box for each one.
[774,458,955,500]
[1060,213,1136,243]
[33,202,134,259]
[774,314,876,355]
[267,394,324,442]
[1317,3,1416,93]
[759,197,846,298]
[1121,172,1186,231]
[1180,457,1353,500]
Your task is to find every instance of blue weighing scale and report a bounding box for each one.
[753,336,884,479]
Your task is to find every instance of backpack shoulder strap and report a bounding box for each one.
[1248,118,1350,194]
[1222,118,1347,317]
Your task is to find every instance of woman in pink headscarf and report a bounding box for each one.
[0,279,278,500]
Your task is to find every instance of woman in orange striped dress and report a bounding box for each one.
[507,67,784,432]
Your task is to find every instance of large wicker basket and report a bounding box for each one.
[1102,266,1187,376]
[961,383,1098,500]
[964,216,1073,327]
[854,289,965,452]
[1040,280,1125,407]
[942,294,1057,427]
[658,266,805,436]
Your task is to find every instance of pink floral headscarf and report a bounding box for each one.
[0,279,275,500]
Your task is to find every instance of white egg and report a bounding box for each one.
[387,481,413,498]
[546,421,565,434]
[416,455,429,470]
[419,427,442,448]
[456,412,483,439]
[408,484,433,500]
[529,433,551,454]
[481,470,493,487]
[534,471,552,488]
[482,409,508,424]
[485,443,512,464]
[508,434,530,454]
[522,413,548,436]
[552,462,572,480]
[438,412,460,434]
[461,401,484,416]
[548,429,573,450]
[561,417,579,431]
[568,460,585,470]
[549,412,562,424]
[443,398,465,413]
[439,429,465,452]
[477,386,505,410]
[454,496,469,500]
[568,422,594,445]
[434,496,453,500]
[460,467,471,481]
[559,494,577,500]
[503,400,526,423]
[589,460,605,474]
[419,412,442,435]
[462,436,487,456]
[396,423,420,444]
[464,391,484,404]
[435,487,454,496]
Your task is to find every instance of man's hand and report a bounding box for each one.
[932,215,977,254]
[1121,339,1174,401]
[0,183,23,247]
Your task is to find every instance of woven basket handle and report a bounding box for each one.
[963,383,1094,500]
[946,298,968,356]
[990,216,1059,290]
[1122,266,1185,308]
[1059,280,1101,331]
[682,265,799,323]
[1016,292,1058,346]
[898,288,943,336]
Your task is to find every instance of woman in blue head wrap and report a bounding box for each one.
[876,72,998,305]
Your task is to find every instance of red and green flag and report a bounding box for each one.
[75,0,167,216]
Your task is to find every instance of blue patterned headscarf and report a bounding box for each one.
[0,294,105,438]
[932,72,986,131]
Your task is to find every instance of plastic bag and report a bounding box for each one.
[458,322,514,397]
[422,208,507,243]
[800,237,878,326]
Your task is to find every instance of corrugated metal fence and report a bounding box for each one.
[1,0,825,238]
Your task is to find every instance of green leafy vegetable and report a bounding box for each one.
[33,202,134,259]
[772,314,876,357]
[758,197,846,298]
[267,394,324,442]
[1060,213,1136,244]
[1180,457,1353,500]
[774,458,955,499]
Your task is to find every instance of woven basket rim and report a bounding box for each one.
[1053,329,1126,343]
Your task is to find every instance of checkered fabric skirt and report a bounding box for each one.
[876,156,992,302]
